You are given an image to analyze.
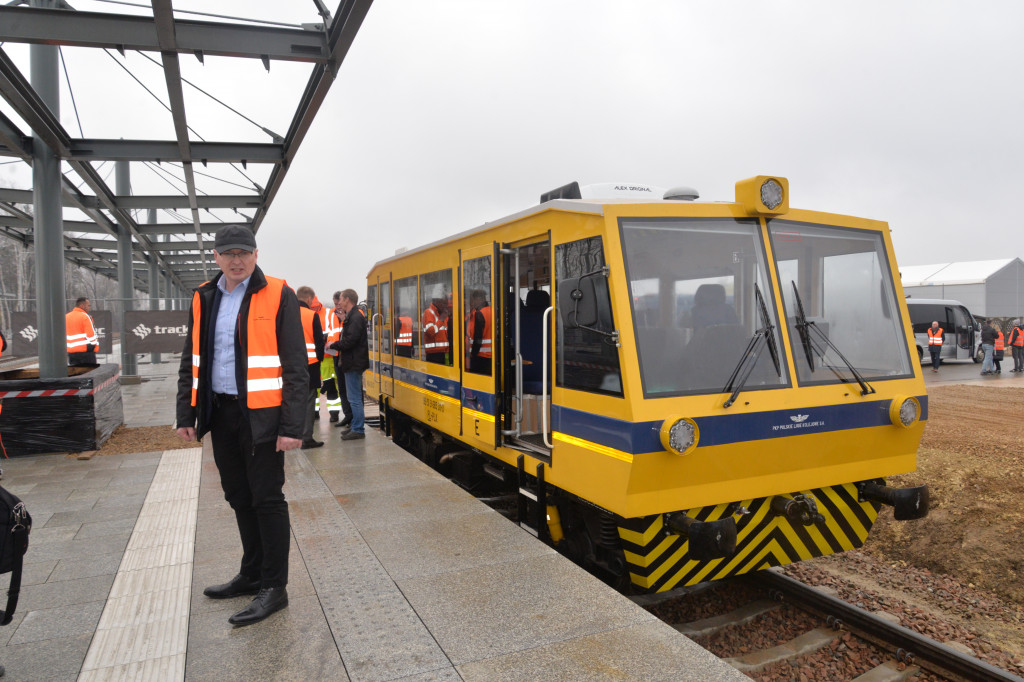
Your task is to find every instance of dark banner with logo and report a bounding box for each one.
[11,310,114,356]
[124,311,189,354]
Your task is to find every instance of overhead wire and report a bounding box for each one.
[58,47,85,137]
[104,50,264,194]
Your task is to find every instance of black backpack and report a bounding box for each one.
[0,486,30,625]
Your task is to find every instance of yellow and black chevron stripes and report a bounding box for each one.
[619,483,880,593]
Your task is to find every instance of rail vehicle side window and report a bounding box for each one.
[394,276,418,359]
[366,284,377,352]
[420,269,453,366]
[554,237,623,395]
[464,256,492,376]
[380,281,391,354]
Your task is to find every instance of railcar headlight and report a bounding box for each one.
[735,175,790,215]
[888,396,920,428]
[660,416,699,456]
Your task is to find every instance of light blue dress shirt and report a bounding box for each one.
[210,275,250,395]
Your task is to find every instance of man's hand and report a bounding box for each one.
[277,436,302,452]
[176,426,196,441]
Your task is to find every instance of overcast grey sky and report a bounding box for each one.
[3,1,1023,303]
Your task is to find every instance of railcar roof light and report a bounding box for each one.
[760,179,783,209]
[735,175,789,215]
[660,417,699,456]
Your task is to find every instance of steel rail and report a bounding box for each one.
[757,569,1023,682]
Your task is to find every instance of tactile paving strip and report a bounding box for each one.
[78,448,202,681]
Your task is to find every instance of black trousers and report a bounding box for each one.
[209,397,289,588]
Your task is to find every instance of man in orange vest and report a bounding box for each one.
[926,320,943,373]
[422,297,449,365]
[296,287,325,449]
[1008,319,1024,373]
[994,325,1005,374]
[467,289,492,375]
[175,224,307,627]
[395,313,413,358]
[66,297,99,366]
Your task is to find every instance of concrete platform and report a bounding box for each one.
[0,356,745,681]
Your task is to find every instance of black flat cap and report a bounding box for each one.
[214,225,257,252]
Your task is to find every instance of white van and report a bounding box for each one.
[905,298,980,363]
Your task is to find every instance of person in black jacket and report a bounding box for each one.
[175,224,307,627]
[330,288,369,440]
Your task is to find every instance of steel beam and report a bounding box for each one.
[69,139,283,164]
[0,6,328,63]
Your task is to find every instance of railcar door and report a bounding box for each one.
[499,238,553,458]
[461,244,501,449]
[378,276,394,398]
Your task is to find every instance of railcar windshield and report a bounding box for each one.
[768,220,913,384]
[621,217,789,396]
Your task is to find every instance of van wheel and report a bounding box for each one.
[974,346,984,363]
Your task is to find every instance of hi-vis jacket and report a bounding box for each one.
[66,306,99,354]
[176,265,307,444]
[926,327,943,346]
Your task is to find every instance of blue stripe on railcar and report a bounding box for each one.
[368,360,927,456]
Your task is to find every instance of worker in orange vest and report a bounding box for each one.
[66,297,99,366]
[1008,319,1024,373]
[926,321,943,373]
[466,289,492,375]
[994,325,1005,374]
[422,297,449,365]
[296,287,325,449]
[395,314,413,358]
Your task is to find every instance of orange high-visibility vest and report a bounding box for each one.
[422,304,449,353]
[995,331,1005,352]
[397,316,413,347]
[66,307,98,354]
[299,306,318,365]
[927,327,943,346]
[1013,326,1024,347]
[325,309,343,346]
[467,306,492,358]
[190,277,286,409]
[310,296,326,330]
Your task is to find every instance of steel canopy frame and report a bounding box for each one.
[0,0,373,291]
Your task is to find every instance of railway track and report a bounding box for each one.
[638,569,1022,682]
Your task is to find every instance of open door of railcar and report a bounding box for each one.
[498,237,554,459]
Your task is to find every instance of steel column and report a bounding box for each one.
[148,208,161,364]
[30,0,66,379]
[116,160,137,376]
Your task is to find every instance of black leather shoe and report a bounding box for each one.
[339,416,352,427]
[228,587,288,626]
[341,431,365,441]
[301,439,324,449]
[329,412,339,423]
[203,574,261,599]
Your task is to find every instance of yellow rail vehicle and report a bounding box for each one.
[364,176,929,593]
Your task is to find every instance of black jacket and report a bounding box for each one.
[331,305,369,373]
[176,266,308,444]
[981,324,997,345]
[299,300,325,388]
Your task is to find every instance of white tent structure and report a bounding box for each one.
[900,258,1024,317]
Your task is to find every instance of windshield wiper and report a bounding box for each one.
[723,285,781,408]
[790,281,875,396]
